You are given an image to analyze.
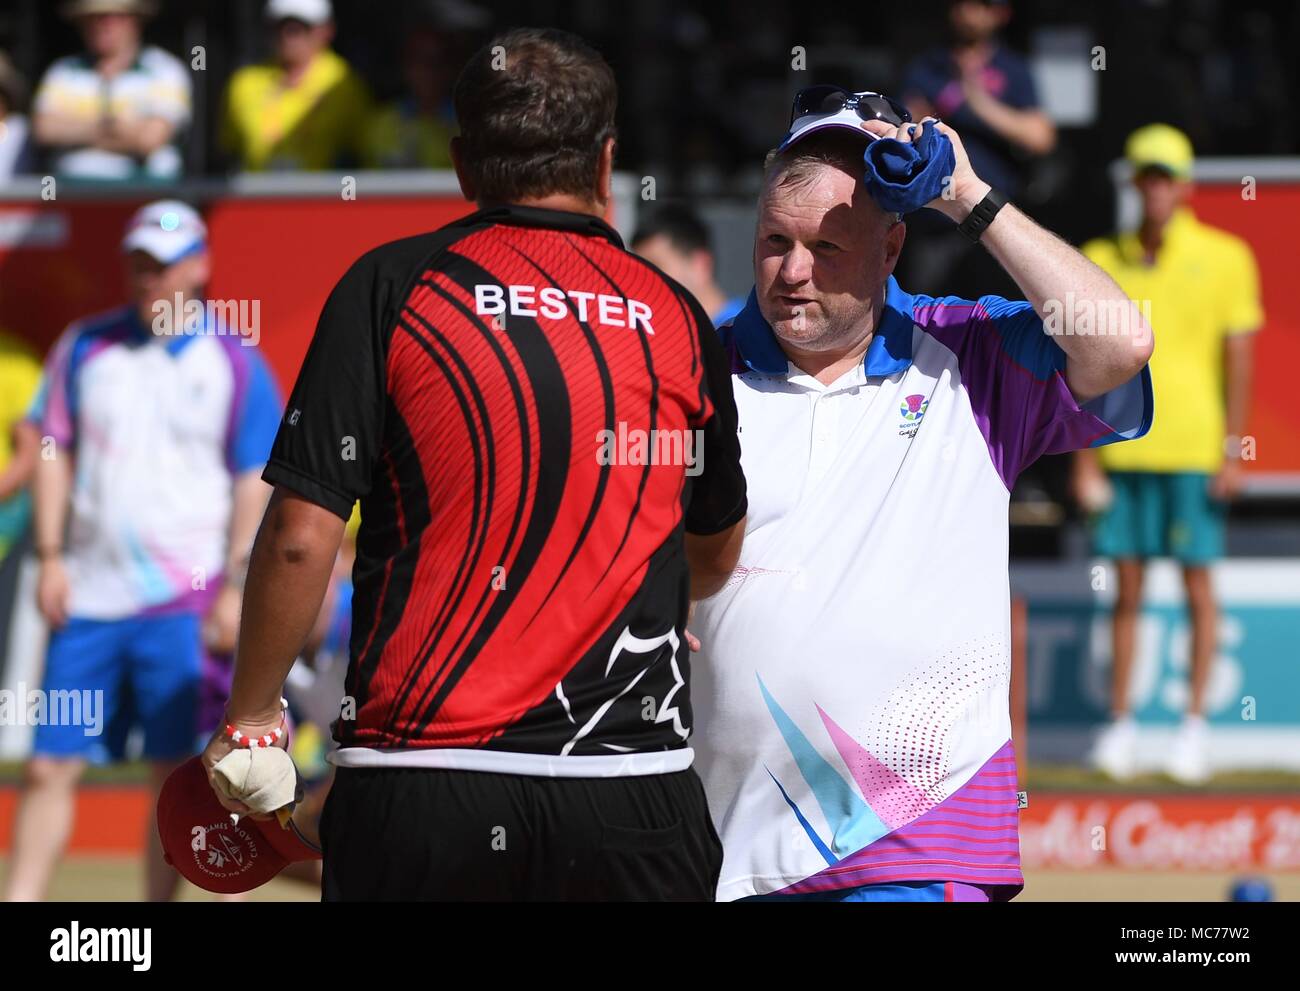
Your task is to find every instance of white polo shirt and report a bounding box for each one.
[33,306,282,619]
[691,276,1152,901]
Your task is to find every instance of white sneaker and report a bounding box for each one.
[1166,715,1211,785]
[1090,716,1138,781]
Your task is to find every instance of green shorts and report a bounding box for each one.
[1093,471,1225,564]
[0,489,30,562]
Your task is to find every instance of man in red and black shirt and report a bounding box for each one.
[199,28,747,901]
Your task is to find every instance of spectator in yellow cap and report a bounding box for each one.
[1075,123,1263,784]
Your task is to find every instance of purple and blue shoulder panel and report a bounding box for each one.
[910,291,1152,489]
[218,334,284,474]
[32,306,140,449]
[715,281,1151,490]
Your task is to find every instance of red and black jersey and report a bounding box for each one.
[264,205,745,768]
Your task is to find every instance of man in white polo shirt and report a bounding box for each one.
[3,201,282,902]
[690,88,1153,902]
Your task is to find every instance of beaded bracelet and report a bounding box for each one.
[223,697,289,748]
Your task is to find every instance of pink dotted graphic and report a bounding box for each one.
[831,632,1009,826]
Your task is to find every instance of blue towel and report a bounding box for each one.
[862,121,956,215]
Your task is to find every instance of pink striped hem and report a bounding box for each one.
[776,740,1024,897]
[912,806,1017,820]
[906,818,1018,830]
[857,846,1019,858]
[872,832,1019,845]
[819,857,1021,871]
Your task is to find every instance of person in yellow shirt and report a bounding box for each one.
[362,24,456,170]
[0,331,42,562]
[1074,124,1262,784]
[221,0,371,171]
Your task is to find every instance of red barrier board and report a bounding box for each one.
[1189,184,1300,481]
[204,196,473,389]
[0,194,477,394]
[0,785,148,855]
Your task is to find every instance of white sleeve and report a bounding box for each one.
[143,48,192,126]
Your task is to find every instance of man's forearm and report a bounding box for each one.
[1223,335,1255,441]
[98,117,176,157]
[964,91,1055,156]
[32,446,71,554]
[33,112,103,148]
[225,472,273,581]
[975,201,1154,401]
[226,489,343,722]
[686,518,746,600]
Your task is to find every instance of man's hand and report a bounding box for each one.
[1211,460,1246,502]
[685,602,701,652]
[203,582,243,655]
[954,46,988,85]
[1071,450,1114,515]
[861,117,991,222]
[37,558,70,628]
[200,705,288,820]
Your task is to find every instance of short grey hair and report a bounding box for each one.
[762,132,902,224]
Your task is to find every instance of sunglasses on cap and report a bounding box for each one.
[789,86,912,128]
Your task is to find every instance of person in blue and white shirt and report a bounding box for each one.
[2,201,282,902]
[690,90,1153,902]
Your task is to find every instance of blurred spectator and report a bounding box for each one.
[897,0,1056,300]
[1078,124,1263,785]
[900,0,1054,197]
[631,205,745,326]
[32,0,190,181]
[362,23,458,169]
[221,0,371,171]
[2,201,282,902]
[0,53,36,178]
[0,332,41,563]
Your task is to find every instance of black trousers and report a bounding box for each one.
[320,765,723,901]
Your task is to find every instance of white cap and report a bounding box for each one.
[121,200,207,264]
[265,0,333,24]
[779,109,881,152]
[777,91,908,153]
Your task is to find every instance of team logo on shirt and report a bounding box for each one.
[898,394,929,437]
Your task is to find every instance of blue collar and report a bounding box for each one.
[727,275,915,377]
[122,302,216,356]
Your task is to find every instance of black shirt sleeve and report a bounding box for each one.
[262,251,392,520]
[682,293,747,536]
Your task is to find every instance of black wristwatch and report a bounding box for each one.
[956,188,1008,243]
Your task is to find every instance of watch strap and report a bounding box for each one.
[957,188,1008,242]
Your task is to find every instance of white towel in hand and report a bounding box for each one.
[212,748,301,819]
